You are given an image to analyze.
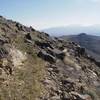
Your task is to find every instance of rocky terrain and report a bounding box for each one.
[61,33,100,62]
[0,16,100,100]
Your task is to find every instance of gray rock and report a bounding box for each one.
[71,92,92,100]
[75,46,86,57]
[61,92,70,100]
[29,26,35,31]
[0,47,8,58]
[35,41,54,49]
[50,95,61,100]
[47,48,65,60]
[16,23,25,31]
[25,33,32,40]
[38,50,56,63]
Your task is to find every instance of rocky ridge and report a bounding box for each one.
[0,16,100,100]
[60,33,100,62]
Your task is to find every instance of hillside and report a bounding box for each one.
[0,16,100,100]
[61,33,100,62]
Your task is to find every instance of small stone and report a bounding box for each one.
[51,95,60,100]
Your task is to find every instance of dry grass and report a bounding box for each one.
[0,35,46,100]
[85,88,100,100]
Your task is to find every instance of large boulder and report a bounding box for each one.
[29,26,35,31]
[25,33,32,40]
[75,46,86,57]
[16,23,25,31]
[35,41,54,49]
[71,92,92,100]
[38,50,56,63]
[47,48,65,60]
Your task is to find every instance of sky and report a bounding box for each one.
[0,0,100,30]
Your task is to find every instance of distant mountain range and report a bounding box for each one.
[61,33,100,61]
[43,25,100,36]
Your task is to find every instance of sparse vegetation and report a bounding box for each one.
[85,88,100,100]
[0,16,100,100]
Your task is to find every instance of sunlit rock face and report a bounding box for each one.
[10,47,27,68]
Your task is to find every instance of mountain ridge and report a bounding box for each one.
[43,25,100,36]
[60,33,100,62]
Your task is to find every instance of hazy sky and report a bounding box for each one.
[0,0,100,29]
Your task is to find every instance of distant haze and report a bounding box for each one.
[43,25,100,36]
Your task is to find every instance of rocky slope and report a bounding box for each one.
[0,16,100,100]
[61,33,100,62]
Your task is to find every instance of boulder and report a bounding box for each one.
[71,92,92,100]
[0,47,8,58]
[29,26,35,31]
[38,51,56,63]
[61,78,74,85]
[35,41,54,49]
[56,52,65,60]
[75,46,86,57]
[50,95,61,100]
[16,23,25,31]
[47,48,65,60]
[52,67,59,74]
[25,33,32,40]
[47,48,55,56]
[61,92,70,100]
